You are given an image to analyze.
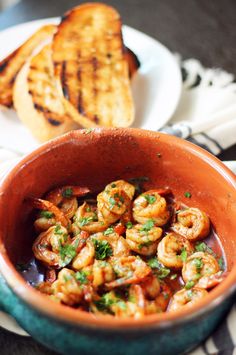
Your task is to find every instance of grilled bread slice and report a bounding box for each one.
[0,24,56,108]
[13,44,79,142]
[52,3,134,128]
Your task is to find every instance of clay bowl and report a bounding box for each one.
[0,128,236,355]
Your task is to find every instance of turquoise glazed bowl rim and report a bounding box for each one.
[0,128,236,330]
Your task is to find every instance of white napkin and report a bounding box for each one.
[160,57,236,155]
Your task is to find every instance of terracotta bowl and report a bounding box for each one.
[0,128,236,355]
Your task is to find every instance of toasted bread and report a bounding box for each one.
[124,47,140,79]
[0,25,56,108]
[52,3,134,128]
[13,44,79,142]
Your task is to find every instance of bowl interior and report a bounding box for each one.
[0,128,236,298]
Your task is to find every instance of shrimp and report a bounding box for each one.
[140,274,161,299]
[91,232,130,258]
[133,190,170,226]
[30,197,70,228]
[97,180,135,224]
[168,287,208,312]
[32,225,69,267]
[182,251,220,285]
[157,233,194,269]
[51,268,84,306]
[172,208,210,241]
[195,271,225,289]
[92,260,116,288]
[73,202,109,233]
[126,223,162,256]
[72,240,95,270]
[144,282,172,314]
[105,256,151,289]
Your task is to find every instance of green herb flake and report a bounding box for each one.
[75,271,88,284]
[94,292,116,313]
[62,188,73,198]
[184,191,192,198]
[84,128,94,135]
[54,224,64,235]
[104,227,114,236]
[193,258,203,270]
[187,290,193,299]
[109,197,116,208]
[147,258,170,279]
[79,216,94,226]
[180,248,188,262]
[86,207,91,212]
[140,219,155,232]
[92,239,113,260]
[59,244,77,267]
[126,221,133,229]
[195,242,216,256]
[170,274,177,280]
[218,257,225,270]
[40,210,54,219]
[144,194,157,204]
[185,280,195,290]
[163,292,169,300]
[138,240,152,250]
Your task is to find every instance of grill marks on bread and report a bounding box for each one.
[52,3,134,127]
[0,25,56,108]
[13,44,78,142]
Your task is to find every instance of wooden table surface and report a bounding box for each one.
[0,0,235,354]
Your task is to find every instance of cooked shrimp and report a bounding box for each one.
[140,274,161,299]
[92,260,116,288]
[144,282,172,314]
[32,225,69,267]
[51,268,84,306]
[97,180,135,224]
[91,232,130,258]
[133,190,170,226]
[168,287,208,312]
[126,223,162,256]
[157,232,194,269]
[46,185,90,205]
[195,271,225,289]
[34,214,57,233]
[30,197,70,228]
[73,202,109,233]
[182,251,220,284]
[72,240,95,270]
[105,256,151,289]
[172,208,210,241]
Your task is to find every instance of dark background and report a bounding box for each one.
[0,0,235,354]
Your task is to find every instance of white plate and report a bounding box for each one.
[0,17,182,155]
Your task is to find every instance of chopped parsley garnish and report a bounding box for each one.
[111,183,116,188]
[138,240,152,249]
[109,197,116,208]
[79,216,95,226]
[84,128,94,134]
[144,194,156,204]
[148,258,170,279]
[195,242,216,256]
[75,271,88,284]
[180,248,188,262]
[40,210,54,219]
[185,280,195,289]
[218,257,225,270]
[163,292,169,300]
[54,224,64,235]
[92,239,113,260]
[59,244,77,267]
[140,219,155,232]
[193,258,203,270]
[170,274,177,280]
[94,292,116,313]
[187,290,193,299]
[126,221,133,229]
[184,191,192,198]
[104,227,114,235]
[62,188,73,198]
